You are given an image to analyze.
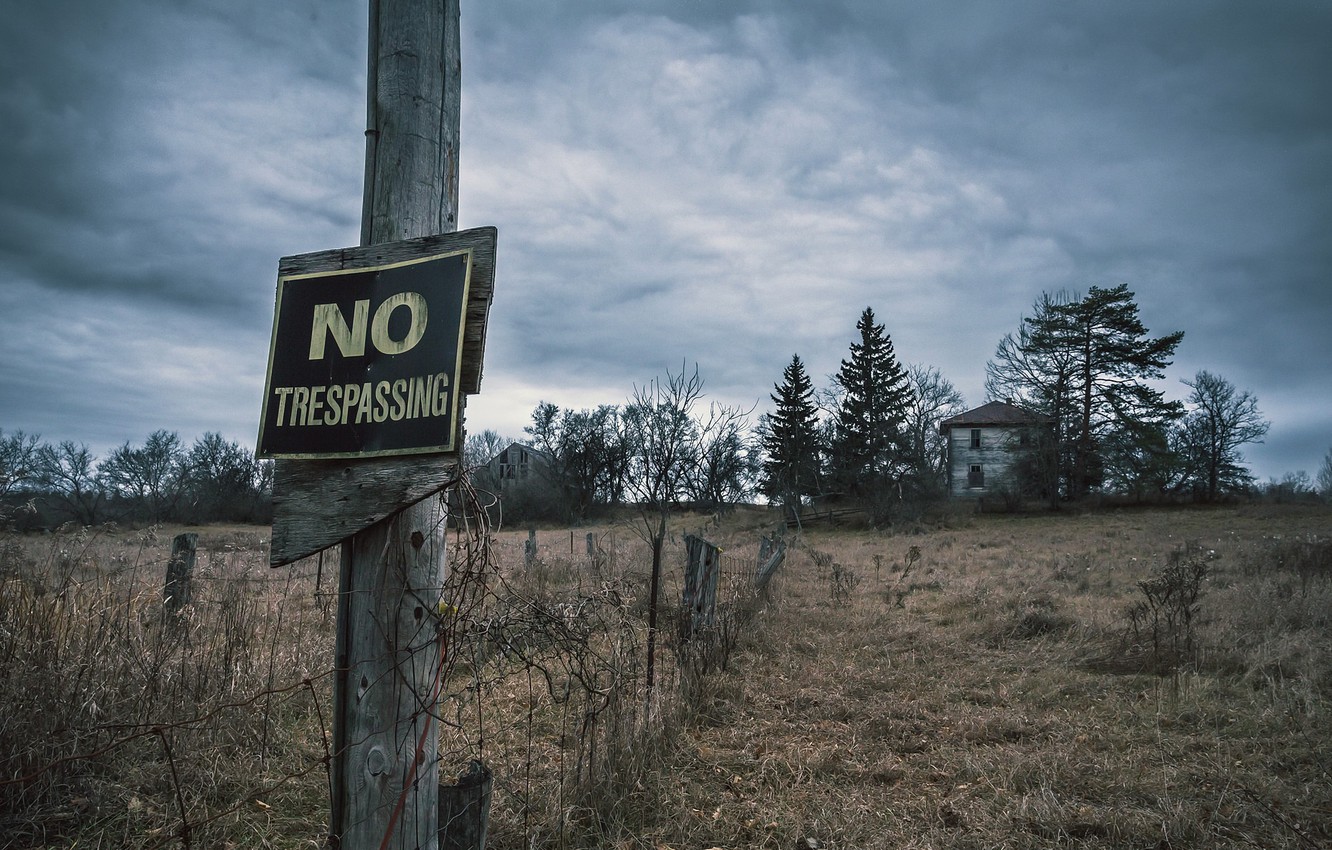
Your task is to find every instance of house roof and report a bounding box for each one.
[939,400,1051,431]
[485,441,551,466]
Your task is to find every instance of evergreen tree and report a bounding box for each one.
[986,291,1081,501]
[988,285,1184,499]
[761,354,822,508]
[829,307,914,498]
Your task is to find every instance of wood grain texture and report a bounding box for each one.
[322,2,463,848]
[270,452,460,567]
[335,495,449,850]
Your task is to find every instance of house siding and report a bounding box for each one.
[945,425,1025,498]
[483,442,550,489]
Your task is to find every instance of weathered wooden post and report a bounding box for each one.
[437,760,492,850]
[524,528,537,569]
[257,1,497,847]
[754,533,787,595]
[682,534,721,634]
[333,5,459,846]
[163,532,197,615]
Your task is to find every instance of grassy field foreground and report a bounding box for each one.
[1,503,1330,848]
[656,504,1331,849]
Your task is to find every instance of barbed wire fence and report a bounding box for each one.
[0,488,783,849]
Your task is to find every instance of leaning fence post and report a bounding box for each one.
[754,533,787,595]
[438,759,492,850]
[163,532,197,615]
[683,534,721,634]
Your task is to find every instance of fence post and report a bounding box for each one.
[525,528,537,568]
[438,760,492,850]
[755,533,787,595]
[163,532,197,615]
[328,1,460,847]
[682,534,721,634]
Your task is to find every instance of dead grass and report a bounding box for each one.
[650,504,1332,850]
[3,504,1330,848]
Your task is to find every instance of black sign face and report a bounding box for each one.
[257,249,471,459]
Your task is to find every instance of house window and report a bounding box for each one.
[968,464,984,488]
[970,429,982,449]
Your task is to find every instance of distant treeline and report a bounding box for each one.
[463,292,1332,525]
[0,430,271,529]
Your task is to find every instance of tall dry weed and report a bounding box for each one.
[0,524,330,847]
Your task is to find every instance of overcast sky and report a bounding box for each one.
[2,0,1329,484]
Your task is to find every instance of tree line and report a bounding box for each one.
[465,307,970,525]
[471,286,1330,524]
[0,430,272,529]
[984,284,1280,503]
[6,286,1328,530]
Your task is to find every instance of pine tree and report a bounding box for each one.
[761,354,822,508]
[988,285,1184,499]
[830,307,914,498]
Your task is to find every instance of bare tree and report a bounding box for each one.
[98,430,187,522]
[684,401,758,510]
[1317,448,1332,500]
[0,429,41,500]
[464,428,511,468]
[35,441,104,525]
[185,432,266,522]
[905,363,966,489]
[1178,370,1269,500]
[526,403,627,520]
[621,363,704,692]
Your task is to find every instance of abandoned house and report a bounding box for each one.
[483,442,549,487]
[479,442,551,490]
[939,400,1051,498]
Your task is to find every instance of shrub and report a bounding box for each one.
[1124,542,1214,673]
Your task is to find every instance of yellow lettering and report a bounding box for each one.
[325,384,343,426]
[291,387,310,426]
[356,382,374,424]
[408,375,429,419]
[307,386,325,426]
[431,372,449,417]
[273,387,294,425]
[373,381,391,423]
[389,379,407,421]
[309,301,369,360]
[370,292,428,355]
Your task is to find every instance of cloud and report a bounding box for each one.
[1,0,1328,483]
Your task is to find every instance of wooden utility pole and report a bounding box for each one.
[329,1,461,847]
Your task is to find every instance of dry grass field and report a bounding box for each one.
[2,502,1330,849]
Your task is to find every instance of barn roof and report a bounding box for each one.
[939,400,1051,431]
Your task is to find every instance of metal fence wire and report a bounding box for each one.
[0,484,779,849]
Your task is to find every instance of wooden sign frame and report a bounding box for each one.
[267,226,496,566]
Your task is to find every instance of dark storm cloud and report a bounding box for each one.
[1,0,367,454]
[0,0,364,312]
[2,0,1328,480]
[455,0,1331,480]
